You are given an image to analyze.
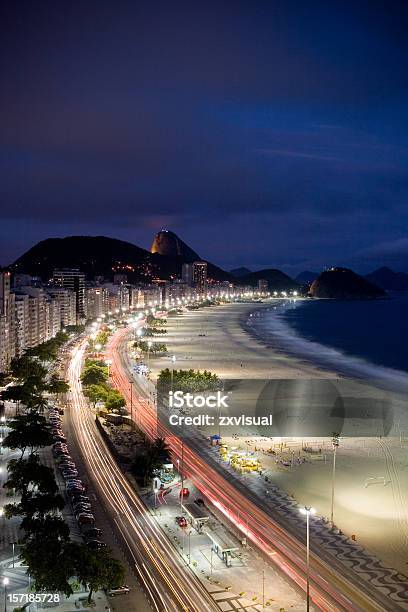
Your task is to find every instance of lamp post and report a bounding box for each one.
[170,354,176,393]
[3,577,9,612]
[262,568,265,610]
[147,340,152,371]
[299,506,315,612]
[129,381,134,423]
[330,433,340,526]
[105,359,112,378]
[180,437,184,511]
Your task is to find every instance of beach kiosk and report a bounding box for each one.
[182,503,209,533]
[203,527,239,567]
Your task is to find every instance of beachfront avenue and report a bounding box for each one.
[168,413,274,427]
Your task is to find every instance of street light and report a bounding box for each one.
[3,577,9,612]
[147,340,152,370]
[129,381,134,423]
[170,355,176,394]
[299,506,315,612]
[105,359,112,377]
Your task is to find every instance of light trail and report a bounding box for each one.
[67,340,219,612]
[108,326,392,612]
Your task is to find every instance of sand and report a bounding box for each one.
[148,302,408,575]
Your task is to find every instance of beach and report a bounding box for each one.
[152,301,334,380]
[148,301,408,576]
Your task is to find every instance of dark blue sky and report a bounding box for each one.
[1,0,407,274]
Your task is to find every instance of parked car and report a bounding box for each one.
[106,585,130,597]
[194,498,205,507]
[82,527,102,539]
[53,435,67,443]
[63,470,79,479]
[59,461,76,470]
[66,482,84,491]
[86,539,106,550]
[73,503,92,513]
[76,513,95,525]
[70,494,90,503]
[179,488,190,498]
[53,448,69,457]
[75,509,94,520]
[66,483,84,491]
[175,516,187,528]
[65,478,83,485]
[53,445,68,453]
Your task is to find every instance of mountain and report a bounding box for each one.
[296,270,318,284]
[151,230,200,261]
[365,266,408,291]
[10,235,232,283]
[230,267,252,278]
[310,267,386,299]
[236,268,299,291]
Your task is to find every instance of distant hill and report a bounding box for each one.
[237,268,299,291]
[365,266,408,291]
[230,267,252,278]
[10,235,232,283]
[296,270,318,284]
[310,267,386,299]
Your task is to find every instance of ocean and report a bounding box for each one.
[248,294,408,393]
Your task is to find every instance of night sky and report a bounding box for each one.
[1,1,408,275]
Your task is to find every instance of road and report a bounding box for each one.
[108,326,402,612]
[67,339,220,612]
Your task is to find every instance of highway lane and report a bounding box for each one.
[108,326,397,612]
[67,339,220,612]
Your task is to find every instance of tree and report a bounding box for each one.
[1,384,33,408]
[76,546,125,603]
[4,455,57,496]
[105,390,126,411]
[131,437,170,485]
[3,412,53,458]
[84,384,108,408]
[21,515,70,541]
[24,392,49,414]
[81,365,108,386]
[47,376,69,398]
[25,331,69,362]
[10,356,47,383]
[158,368,219,393]
[4,455,64,519]
[134,341,167,355]
[21,537,77,598]
[4,491,65,520]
